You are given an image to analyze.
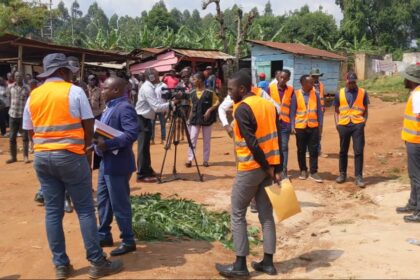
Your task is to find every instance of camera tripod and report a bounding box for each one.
[157,104,204,183]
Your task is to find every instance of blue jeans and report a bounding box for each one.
[280,126,291,172]
[97,162,135,245]
[151,112,166,141]
[33,151,104,267]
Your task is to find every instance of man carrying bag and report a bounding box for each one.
[215,71,281,277]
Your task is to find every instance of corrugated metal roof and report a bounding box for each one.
[248,40,346,61]
[173,49,235,60]
[0,33,129,63]
[131,47,234,60]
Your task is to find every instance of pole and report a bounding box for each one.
[17,45,23,73]
[80,53,86,80]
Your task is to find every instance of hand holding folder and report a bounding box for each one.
[265,179,301,222]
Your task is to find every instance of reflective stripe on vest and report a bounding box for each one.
[235,131,278,147]
[29,81,85,155]
[337,88,366,125]
[269,83,293,123]
[233,95,280,171]
[402,86,420,143]
[33,123,83,133]
[294,89,319,129]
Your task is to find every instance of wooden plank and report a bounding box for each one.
[18,45,23,73]
[80,53,86,78]
[0,57,19,62]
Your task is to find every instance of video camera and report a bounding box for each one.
[161,87,190,101]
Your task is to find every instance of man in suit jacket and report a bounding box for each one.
[94,76,139,256]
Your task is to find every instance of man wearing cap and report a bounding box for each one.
[396,64,420,222]
[310,68,328,158]
[257,72,269,93]
[23,53,123,279]
[334,72,369,188]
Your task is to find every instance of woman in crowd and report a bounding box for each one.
[186,72,220,167]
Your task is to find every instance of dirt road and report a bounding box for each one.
[0,97,419,279]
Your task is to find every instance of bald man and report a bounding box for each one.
[94,76,139,256]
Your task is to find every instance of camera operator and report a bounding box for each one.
[135,67,179,183]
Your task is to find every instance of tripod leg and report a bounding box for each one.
[158,113,176,182]
[179,113,204,182]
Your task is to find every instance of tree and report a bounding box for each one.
[109,14,119,30]
[202,0,228,53]
[144,0,179,31]
[281,6,339,48]
[70,0,83,45]
[264,1,273,16]
[336,0,418,52]
[0,0,48,36]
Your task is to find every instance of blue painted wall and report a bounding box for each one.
[251,44,342,94]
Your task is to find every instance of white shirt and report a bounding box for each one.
[155,82,168,102]
[135,80,170,120]
[217,90,281,127]
[22,77,94,130]
[412,87,420,114]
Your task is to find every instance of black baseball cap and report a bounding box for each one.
[346,72,358,82]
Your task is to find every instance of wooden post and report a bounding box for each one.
[18,45,23,73]
[80,53,86,80]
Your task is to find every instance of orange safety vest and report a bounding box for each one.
[337,88,366,125]
[294,89,319,129]
[269,83,293,123]
[314,82,325,110]
[251,86,263,97]
[29,81,86,155]
[233,95,280,171]
[402,86,420,144]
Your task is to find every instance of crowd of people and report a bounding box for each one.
[1,51,419,279]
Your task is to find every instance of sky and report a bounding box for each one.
[56,0,343,24]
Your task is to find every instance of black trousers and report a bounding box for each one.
[338,123,365,177]
[295,127,319,174]
[137,115,154,179]
[9,117,29,159]
[0,107,9,135]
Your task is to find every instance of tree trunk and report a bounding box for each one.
[234,9,256,70]
[202,0,228,53]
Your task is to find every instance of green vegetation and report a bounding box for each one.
[1,0,419,57]
[358,75,410,102]
[131,193,261,250]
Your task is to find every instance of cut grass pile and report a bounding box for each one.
[131,193,260,249]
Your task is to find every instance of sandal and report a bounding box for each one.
[185,161,192,168]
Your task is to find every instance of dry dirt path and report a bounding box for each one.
[0,97,419,279]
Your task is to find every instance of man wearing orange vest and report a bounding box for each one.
[310,68,328,158]
[396,64,420,222]
[269,69,294,178]
[334,73,369,188]
[22,53,122,279]
[290,75,324,183]
[216,71,281,277]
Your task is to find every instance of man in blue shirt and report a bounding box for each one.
[334,73,369,188]
[94,76,139,256]
[257,72,269,93]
